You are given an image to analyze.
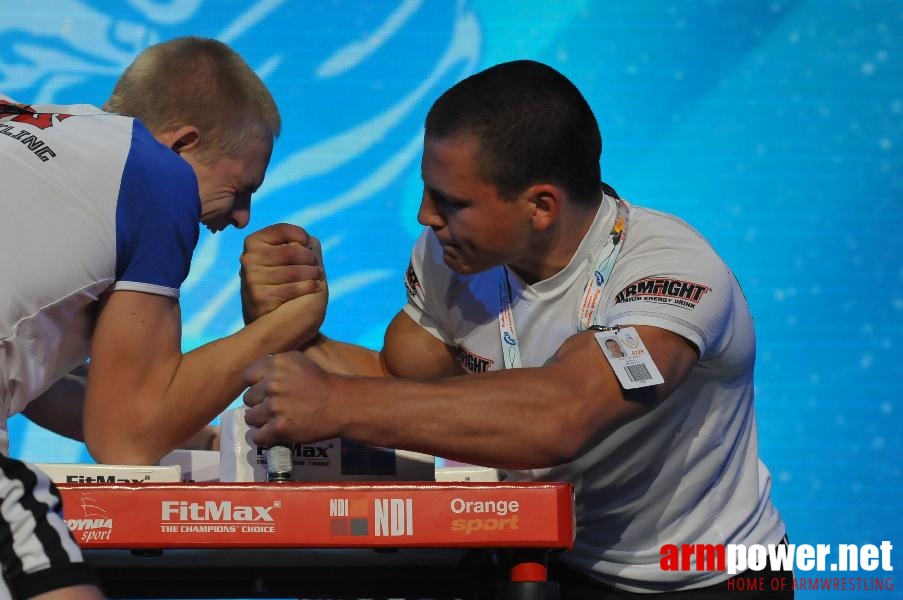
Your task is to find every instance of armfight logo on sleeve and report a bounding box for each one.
[454,345,494,374]
[615,277,712,310]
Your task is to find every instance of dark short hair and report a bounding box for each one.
[424,60,601,203]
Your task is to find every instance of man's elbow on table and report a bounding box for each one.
[84,422,170,466]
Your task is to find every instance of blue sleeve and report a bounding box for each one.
[114,120,200,296]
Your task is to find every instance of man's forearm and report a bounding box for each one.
[301,334,387,377]
[85,291,325,465]
[146,301,324,458]
[330,366,597,470]
[323,328,687,470]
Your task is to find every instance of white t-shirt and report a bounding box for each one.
[402,193,786,591]
[0,96,200,453]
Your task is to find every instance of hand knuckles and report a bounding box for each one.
[289,264,315,281]
[297,280,318,295]
[276,244,298,262]
[239,253,263,272]
[268,267,294,284]
[268,352,294,370]
[272,414,291,433]
[263,379,282,398]
[281,285,306,302]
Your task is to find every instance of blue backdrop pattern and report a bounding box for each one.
[1,2,901,596]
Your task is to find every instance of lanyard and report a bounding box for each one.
[497,197,630,370]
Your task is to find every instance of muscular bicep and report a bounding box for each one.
[84,290,182,458]
[381,311,464,379]
[547,325,699,441]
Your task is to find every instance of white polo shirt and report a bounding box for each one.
[0,96,200,453]
[403,193,786,591]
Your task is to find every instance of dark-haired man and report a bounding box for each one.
[240,60,790,598]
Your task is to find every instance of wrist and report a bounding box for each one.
[323,371,352,439]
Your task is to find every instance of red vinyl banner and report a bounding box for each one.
[57,482,574,550]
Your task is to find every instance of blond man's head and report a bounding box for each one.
[104,36,280,162]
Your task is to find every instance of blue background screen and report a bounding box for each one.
[2,2,901,596]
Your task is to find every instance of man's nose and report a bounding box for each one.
[417,191,443,229]
[231,194,252,229]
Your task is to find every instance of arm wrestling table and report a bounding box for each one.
[58,481,574,599]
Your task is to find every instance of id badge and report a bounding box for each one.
[593,326,665,389]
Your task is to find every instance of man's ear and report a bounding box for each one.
[155,125,200,154]
[525,184,562,231]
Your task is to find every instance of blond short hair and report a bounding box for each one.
[104,36,281,161]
